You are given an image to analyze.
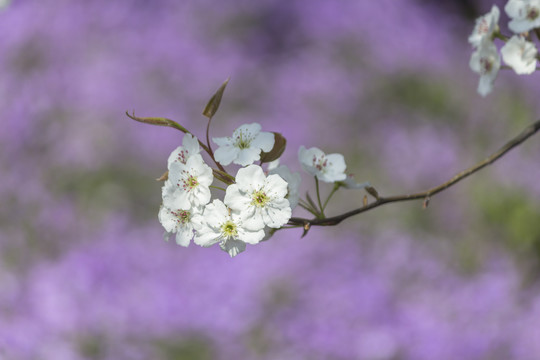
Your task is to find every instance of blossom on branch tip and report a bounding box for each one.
[193,199,264,257]
[163,156,213,210]
[167,133,201,168]
[505,0,540,34]
[298,146,347,183]
[224,165,291,230]
[501,35,538,74]
[159,205,202,246]
[468,5,500,48]
[213,123,274,166]
[340,174,370,190]
[469,40,500,96]
[268,164,301,210]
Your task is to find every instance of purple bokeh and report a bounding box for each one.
[1,0,539,359]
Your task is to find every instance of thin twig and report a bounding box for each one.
[289,119,540,228]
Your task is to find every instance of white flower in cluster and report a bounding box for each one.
[268,164,301,210]
[224,165,291,230]
[266,158,280,171]
[341,174,370,190]
[163,156,213,210]
[469,40,501,96]
[193,199,265,257]
[158,205,202,246]
[213,123,275,166]
[505,0,540,33]
[167,133,201,168]
[468,5,500,47]
[298,146,347,183]
[501,35,538,74]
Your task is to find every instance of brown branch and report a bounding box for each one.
[289,119,540,228]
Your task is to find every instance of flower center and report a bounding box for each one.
[234,130,254,149]
[180,173,199,191]
[177,149,189,164]
[251,189,269,208]
[221,220,238,239]
[480,57,493,74]
[478,18,489,35]
[312,155,328,172]
[527,6,539,20]
[172,209,191,225]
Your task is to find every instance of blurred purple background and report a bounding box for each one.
[1,0,540,359]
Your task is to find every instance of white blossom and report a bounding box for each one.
[159,205,201,247]
[213,123,275,166]
[163,156,213,210]
[269,164,301,210]
[167,133,201,168]
[501,35,538,74]
[469,40,501,96]
[224,165,291,231]
[468,5,500,47]
[298,146,347,183]
[505,0,540,33]
[266,159,280,171]
[193,199,264,257]
[341,174,370,190]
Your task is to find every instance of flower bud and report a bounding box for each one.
[202,78,229,118]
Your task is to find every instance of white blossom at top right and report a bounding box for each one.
[505,0,540,33]
[468,5,500,48]
[501,35,538,74]
[469,39,501,96]
[298,146,347,183]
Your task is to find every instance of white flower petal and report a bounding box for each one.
[213,123,275,167]
[264,174,289,198]
[224,184,251,210]
[194,230,221,247]
[237,227,265,244]
[183,133,200,153]
[236,123,261,135]
[235,147,261,166]
[158,206,177,233]
[220,239,246,257]
[269,165,302,210]
[263,201,291,228]
[235,165,266,191]
[505,0,540,33]
[175,228,193,247]
[469,40,500,97]
[203,200,229,227]
[213,136,231,147]
[252,131,275,152]
[325,153,346,173]
[214,145,239,166]
[501,35,537,74]
[242,208,265,231]
[468,5,500,48]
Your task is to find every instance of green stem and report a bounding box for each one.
[315,177,325,218]
[212,169,235,185]
[210,185,226,191]
[322,184,339,212]
[298,200,320,217]
[205,116,228,173]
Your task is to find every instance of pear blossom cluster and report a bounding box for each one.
[154,104,367,256]
[469,1,539,96]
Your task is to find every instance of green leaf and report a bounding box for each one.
[125,111,188,133]
[260,132,286,163]
[202,78,229,119]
